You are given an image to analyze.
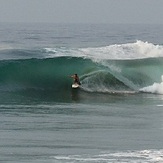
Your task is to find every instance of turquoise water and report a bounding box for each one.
[0,23,163,162]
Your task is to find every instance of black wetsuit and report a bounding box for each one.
[74,77,81,85]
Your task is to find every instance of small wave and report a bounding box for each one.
[53,149,163,163]
[0,44,13,51]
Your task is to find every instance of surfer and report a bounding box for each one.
[70,74,81,85]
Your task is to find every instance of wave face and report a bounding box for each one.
[0,41,163,98]
[0,57,92,91]
[0,56,163,96]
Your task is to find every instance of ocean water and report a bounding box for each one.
[0,23,163,162]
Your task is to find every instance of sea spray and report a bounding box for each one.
[44,41,163,60]
[140,75,163,94]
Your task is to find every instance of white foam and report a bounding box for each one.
[53,149,163,163]
[80,40,163,60]
[44,41,163,60]
[157,105,163,107]
[140,75,163,94]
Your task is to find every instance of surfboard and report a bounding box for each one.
[72,83,80,88]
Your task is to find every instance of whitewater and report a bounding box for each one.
[44,40,163,94]
[0,23,163,163]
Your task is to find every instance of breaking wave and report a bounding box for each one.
[0,40,163,96]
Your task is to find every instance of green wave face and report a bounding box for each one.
[0,57,97,91]
[0,57,162,95]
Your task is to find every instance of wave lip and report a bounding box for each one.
[43,41,163,62]
[79,40,163,60]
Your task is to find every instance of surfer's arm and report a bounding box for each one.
[69,75,75,78]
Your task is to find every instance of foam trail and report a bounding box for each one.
[140,75,163,94]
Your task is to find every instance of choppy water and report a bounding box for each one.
[0,23,163,162]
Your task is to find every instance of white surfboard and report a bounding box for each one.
[72,83,80,88]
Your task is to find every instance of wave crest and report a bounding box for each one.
[44,40,163,60]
